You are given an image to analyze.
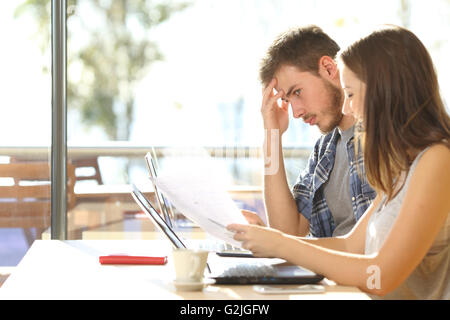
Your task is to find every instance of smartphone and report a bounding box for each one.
[253,284,325,294]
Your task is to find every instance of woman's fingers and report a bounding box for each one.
[227,223,248,233]
[227,224,250,243]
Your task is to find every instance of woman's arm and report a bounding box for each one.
[229,144,450,296]
[299,195,381,253]
[228,223,377,293]
[366,144,450,294]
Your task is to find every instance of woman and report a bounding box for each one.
[228,25,449,299]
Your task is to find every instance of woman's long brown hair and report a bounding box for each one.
[340,25,450,200]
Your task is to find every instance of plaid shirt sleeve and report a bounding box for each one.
[291,142,319,222]
[291,131,337,236]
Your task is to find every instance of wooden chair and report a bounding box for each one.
[71,157,103,185]
[0,162,76,244]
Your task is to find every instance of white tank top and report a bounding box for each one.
[365,147,450,299]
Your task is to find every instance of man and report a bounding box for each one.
[245,25,376,237]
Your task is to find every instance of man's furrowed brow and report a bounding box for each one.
[285,84,297,97]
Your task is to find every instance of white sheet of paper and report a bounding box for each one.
[152,171,248,248]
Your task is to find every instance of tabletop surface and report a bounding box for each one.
[0,240,370,300]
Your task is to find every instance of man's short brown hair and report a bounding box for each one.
[259,25,340,86]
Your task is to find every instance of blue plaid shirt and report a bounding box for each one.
[292,128,376,237]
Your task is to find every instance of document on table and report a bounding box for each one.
[152,171,248,248]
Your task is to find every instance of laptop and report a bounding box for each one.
[144,151,250,257]
[144,150,174,228]
[131,184,324,285]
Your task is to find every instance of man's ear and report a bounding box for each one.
[318,56,339,80]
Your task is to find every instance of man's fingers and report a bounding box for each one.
[262,78,277,97]
[262,91,284,116]
[262,78,278,105]
[272,88,283,100]
[281,99,289,112]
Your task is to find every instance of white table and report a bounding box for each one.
[0,240,370,300]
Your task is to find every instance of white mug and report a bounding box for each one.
[172,248,209,283]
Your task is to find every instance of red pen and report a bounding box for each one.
[99,255,168,265]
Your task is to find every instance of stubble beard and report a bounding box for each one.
[317,80,344,134]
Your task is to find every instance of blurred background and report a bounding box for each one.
[1,0,449,269]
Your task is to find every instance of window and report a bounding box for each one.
[0,1,51,266]
[1,0,448,254]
